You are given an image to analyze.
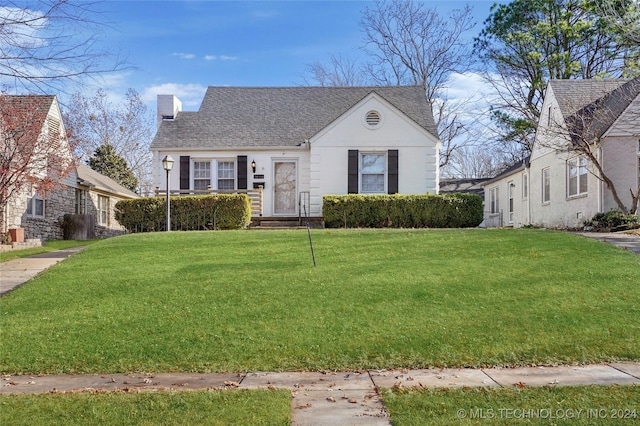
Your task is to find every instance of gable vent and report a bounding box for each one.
[365,110,381,127]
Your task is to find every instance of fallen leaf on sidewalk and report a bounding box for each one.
[295,403,312,409]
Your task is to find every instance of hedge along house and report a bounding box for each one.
[150,86,440,223]
[1,95,139,243]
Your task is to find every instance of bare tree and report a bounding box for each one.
[362,0,477,169]
[63,89,154,195]
[302,53,369,86]
[0,94,76,231]
[442,145,511,179]
[0,0,126,93]
[539,77,640,213]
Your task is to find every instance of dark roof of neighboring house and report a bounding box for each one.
[439,178,490,195]
[482,156,531,187]
[150,86,438,149]
[550,77,640,141]
[76,164,139,199]
[0,95,56,140]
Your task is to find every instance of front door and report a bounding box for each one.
[273,161,297,215]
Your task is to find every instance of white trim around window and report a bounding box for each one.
[359,152,386,194]
[191,159,236,191]
[567,156,588,198]
[98,195,109,226]
[26,187,45,218]
[542,167,551,204]
[489,186,499,215]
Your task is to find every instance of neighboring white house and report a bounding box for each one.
[1,95,138,242]
[483,77,640,228]
[150,86,441,220]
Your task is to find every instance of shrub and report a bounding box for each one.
[322,194,483,228]
[115,194,251,232]
[584,210,640,232]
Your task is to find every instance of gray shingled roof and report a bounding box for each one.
[550,77,640,140]
[150,86,437,149]
[76,164,139,199]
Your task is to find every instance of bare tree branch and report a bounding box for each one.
[0,0,128,93]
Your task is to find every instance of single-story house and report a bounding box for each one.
[1,95,139,242]
[483,77,640,228]
[150,86,441,222]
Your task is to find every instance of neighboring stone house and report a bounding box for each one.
[483,77,640,228]
[150,86,440,221]
[1,95,138,242]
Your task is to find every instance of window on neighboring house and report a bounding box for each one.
[98,195,109,226]
[26,188,45,217]
[193,161,211,190]
[75,189,86,214]
[489,187,499,214]
[542,167,551,203]
[217,161,235,190]
[567,156,588,197]
[522,173,528,199]
[508,181,514,223]
[360,153,386,193]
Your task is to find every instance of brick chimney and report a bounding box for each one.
[157,95,182,128]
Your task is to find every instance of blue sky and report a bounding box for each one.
[88,0,499,112]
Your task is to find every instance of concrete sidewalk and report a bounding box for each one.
[0,246,86,296]
[1,363,639,425]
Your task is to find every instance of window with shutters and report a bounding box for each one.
[193,161,211,190]
[217,161,235,190]
[360,153,386,193]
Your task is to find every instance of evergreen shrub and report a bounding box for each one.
[115,194,251,232]
[322,194,483,228]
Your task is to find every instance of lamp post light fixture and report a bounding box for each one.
[162,155,174,231]
[251,159,257,173]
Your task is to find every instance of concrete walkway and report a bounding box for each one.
[1,240,639,424]
[0,246,86,296]
[1,364,639,425]
[579,231,640,255]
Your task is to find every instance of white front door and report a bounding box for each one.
[273,161,297,215]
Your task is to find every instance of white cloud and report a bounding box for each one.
[204,54,238,61]
[142,83,207,110]
[172,52,196,60]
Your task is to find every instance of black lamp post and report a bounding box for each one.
[162,155,174,231]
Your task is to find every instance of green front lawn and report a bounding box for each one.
[1,229,638,374]
[0,389,291,426]
[382,385,639,425]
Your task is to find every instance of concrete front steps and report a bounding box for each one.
[250,217,324,229]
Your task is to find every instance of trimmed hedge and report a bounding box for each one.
[323,194,483,228]
[115,194,251,232]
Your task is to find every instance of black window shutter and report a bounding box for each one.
[180,156,190,190]
[237,155,248,189]
[348,150,359,194]
[388,149,398,194]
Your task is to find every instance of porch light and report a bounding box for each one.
[251,159,257,173]
[162,155,174,231]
